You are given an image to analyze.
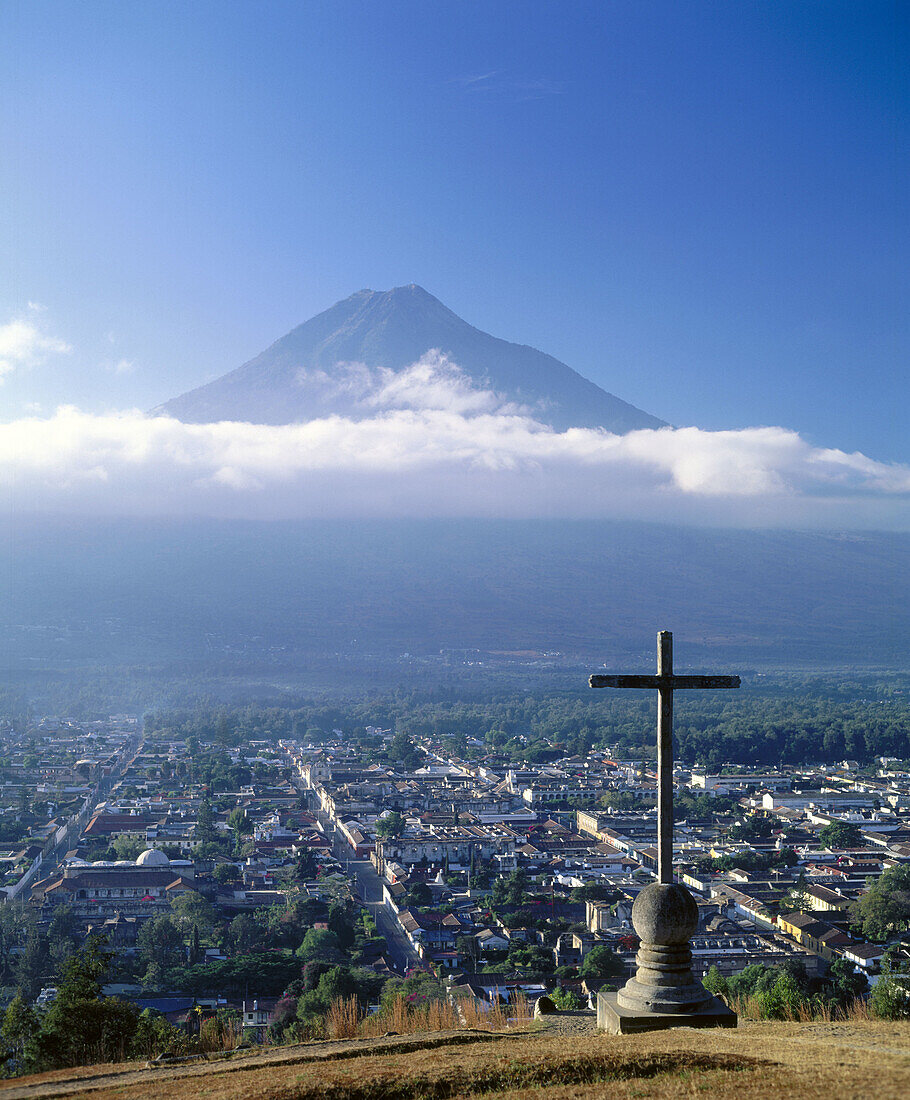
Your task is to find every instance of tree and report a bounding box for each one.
[549,988,583,1010]
[375,812,405,839]
[296,848,318,879]
[702,965,729,996]
[2,992,37,1066]
[131,1008,182,1060]
[579,945,625,982]
[47,906,79,969]
[852,865,910,941]
[296,928,344,963]
[214,862,240,885]
[819,821,863,849]
[138,915,186,971]
[31,936,139,1070]
[727,816,772,842]
[195,799,218,846]
[0,904,34,986]
[824,959,868,1007]
[870,976,910,1019]
[228,914,266,954]
[491,868,528,909]
[387,732,420,770]
[189,925,203,965]
[508,944,554,973]
[16,930,49,999]
[170,890,217,934]
[406,882,432,908]
[296,965,359,1021]
[227,807,250,840]
[778,885,813,914]
[111,835,144,861]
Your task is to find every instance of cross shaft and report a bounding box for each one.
[590,632,740,883]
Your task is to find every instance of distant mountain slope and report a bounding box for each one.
[156,284,666,432]
[1,518,906,669]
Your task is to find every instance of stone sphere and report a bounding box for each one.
[631,882,698,945]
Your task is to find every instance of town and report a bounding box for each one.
[1,706,907,1055]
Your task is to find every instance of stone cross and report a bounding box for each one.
[590,630,739,883]
[590,631,741,1031]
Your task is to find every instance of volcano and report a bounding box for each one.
[155,284,666,433]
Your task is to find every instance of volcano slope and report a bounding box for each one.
[0,1018,908,1100]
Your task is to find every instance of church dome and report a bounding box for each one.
[136,848,170,867]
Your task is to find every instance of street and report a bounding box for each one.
[314,808,422,974]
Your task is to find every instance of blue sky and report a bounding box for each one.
[1,0,906,467]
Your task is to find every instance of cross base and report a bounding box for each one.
[597,992,737,1035]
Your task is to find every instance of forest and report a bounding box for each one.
[139,671,910,769]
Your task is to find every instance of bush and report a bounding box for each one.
[549,988,583,1010]
[870,977,910,1020]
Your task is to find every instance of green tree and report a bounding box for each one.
[170,891,217,934]
[386,733,420,769]
[214,862,240,885]
[702,965,729,996]
[131,1008,182,1060]
[824,959,868,1006]
[375,812,405,838]
[137,915,185,971]
[406,882,432,908]
[47,906,79,969]
[579,945,625,982]
[2,992,37,1067]
[227,807,250,840]
[296,965,359,1021]
[296,928,344,963]
[16,930,49,999]
[0,905,34,986]
[549,988,583,1010]
[749,971,806,1020]
[32,937,140,1070]
[111,834,144,861]
[195,799,218,846]
[228,914,266,953]
[508,944,554,973]
[870,976,910,1019]
[852,865,910,941]
[491,868,528,909]
[189,925,203,965]
[819,821,863,849]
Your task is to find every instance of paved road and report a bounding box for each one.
[313,807,422,974]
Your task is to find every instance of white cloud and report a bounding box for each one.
[296,351,531,417]
[112,358,136,375]
[0,395,906,528]
[0,315,71,379]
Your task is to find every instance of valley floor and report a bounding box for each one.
[1,1018,909,1100]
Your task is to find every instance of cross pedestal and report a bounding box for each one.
[590,632,739,1034]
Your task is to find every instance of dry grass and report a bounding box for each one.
[2,1019,908,1100]
[730,993,874,1023]
[198,1015,244,1053]
[325,992,532,1041]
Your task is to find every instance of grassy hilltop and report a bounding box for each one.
[1,1019,908,1100]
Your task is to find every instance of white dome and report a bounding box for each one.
[136,848,170,867]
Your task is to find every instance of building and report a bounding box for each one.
[31,848,195,925]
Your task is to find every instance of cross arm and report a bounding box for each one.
[589,674,741,689]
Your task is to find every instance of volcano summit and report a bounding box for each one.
[156,284,666,433]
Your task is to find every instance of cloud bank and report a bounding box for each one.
[0,372,907,527]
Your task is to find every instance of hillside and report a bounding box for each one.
[155,285,666,433]
[1,517,908,669]
[1,1020,908,1100]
